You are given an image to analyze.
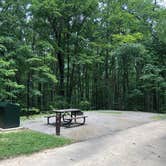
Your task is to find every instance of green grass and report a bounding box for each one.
[98,111,122,114]
[84,110,122,114]
[21,113,52,121]
[0,130,72,159]
[152,114,166,120]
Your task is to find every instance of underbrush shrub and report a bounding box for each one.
[50,96,69,109]
[79,100,90,110]
[20,107,40,116]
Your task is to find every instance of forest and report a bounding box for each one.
[0,0,165,114]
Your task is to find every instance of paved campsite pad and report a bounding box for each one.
[22,111,158,141]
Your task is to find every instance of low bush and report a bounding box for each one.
[79,100,90,110]
[20,107,40,116]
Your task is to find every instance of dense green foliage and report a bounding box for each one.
[0,0,165,113]
[0,130,71,159]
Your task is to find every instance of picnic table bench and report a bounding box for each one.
[44,114,56,125]
[64,115,88,126]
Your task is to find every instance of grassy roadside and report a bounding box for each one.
[20,113,52,121]
[152,114,166,120]
[100,111,122,114]
[84,110,123,115]
[0,130,72,160]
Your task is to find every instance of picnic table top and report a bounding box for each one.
[53,108,80,113]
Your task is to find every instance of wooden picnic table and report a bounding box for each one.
[50,109,87,135]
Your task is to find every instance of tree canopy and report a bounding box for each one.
[0,0,165,113]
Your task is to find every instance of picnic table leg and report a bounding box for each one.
[74,112,77,123]
[47,117,49,125]
[56,113,61,136]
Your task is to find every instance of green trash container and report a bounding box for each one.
[0,102,20,129]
